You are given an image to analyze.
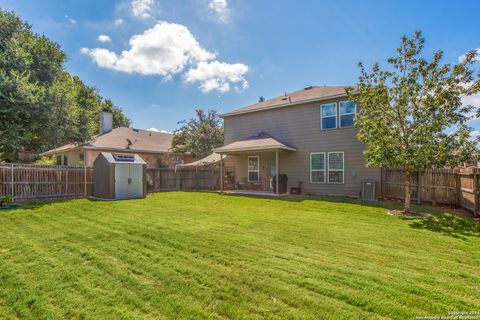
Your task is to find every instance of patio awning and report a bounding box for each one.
[214,132,296,154]
[179,152,225,167]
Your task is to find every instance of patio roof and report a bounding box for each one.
[214,132,296,154]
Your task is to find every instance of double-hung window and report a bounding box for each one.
[321,103,337,129]
[248,156,259,182]
[328,152,344,183]
[310,153,326,183]
[339,101,356,128]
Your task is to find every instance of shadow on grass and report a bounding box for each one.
[263,194,480,239]
[403,213,480,239]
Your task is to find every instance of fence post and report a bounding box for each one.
[84,165,87,197]
[417,171,421,205]
[11,163,14,200]
[455,172,461,208]
[474,170,479,217]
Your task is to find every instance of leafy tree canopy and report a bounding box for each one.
[171,109,224,159]
[347,31,480,212]
[0,9,130,162]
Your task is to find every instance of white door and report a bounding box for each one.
[129,165,143,198]
[115,164,130,199]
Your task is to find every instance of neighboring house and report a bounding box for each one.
[42,112,191,168]
[214,86,380,198]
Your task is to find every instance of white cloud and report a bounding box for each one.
[81,21,249,93]
[82,22,214,76]
[208,0,230,23]
[65,15,77,24]
[97,34,112,43]
[458,48,480,63]
[184,61,248,93]
[146,127,172,133]
[114,18,124,25]
[131,0,154,19]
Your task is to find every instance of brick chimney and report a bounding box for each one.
[99,111,113,134]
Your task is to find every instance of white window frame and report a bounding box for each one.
[320,102,338,130]
[327,151,345,184]
[310,152,326,183]
[339,100,357,128]
[248,156,260,182]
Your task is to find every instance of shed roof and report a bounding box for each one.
[99,152,147,164]
[221,86,353,117]
[42,127,174,155]
[214,132,296,154]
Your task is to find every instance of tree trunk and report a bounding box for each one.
[404,169,412,213]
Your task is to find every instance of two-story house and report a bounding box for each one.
[214,86,380,198]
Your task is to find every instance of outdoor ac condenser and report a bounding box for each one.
[361,180,376,201]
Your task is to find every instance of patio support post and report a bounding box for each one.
[275,149,279,195]
[220,154,224,193]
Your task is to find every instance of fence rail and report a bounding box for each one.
[1,163,477,216]
[382,168,479,216]
[0,163,93,201]
[0,163,232,201]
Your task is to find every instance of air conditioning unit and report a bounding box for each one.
[361,180,376,201]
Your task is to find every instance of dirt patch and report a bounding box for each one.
[387,210,433,218]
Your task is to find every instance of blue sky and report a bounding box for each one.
[1,0,479,133]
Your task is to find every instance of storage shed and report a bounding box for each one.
[93,152,147,200]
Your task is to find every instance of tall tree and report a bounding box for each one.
[0,9,131,161]
[171,109,224,159]
[348,31,479,213]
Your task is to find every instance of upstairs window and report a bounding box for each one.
[328,152,344,184]
[310,153,326,183]
[56,155,62,165]
[339,101,356,128]
[321,103,337,130]
[63,155,68,166]
[248,156,259,182]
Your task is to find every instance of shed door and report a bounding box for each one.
[129,165,143,198]
[115,164,130,199]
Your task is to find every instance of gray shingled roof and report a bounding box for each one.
[42,127,174,155]
[214,132,296,154]
[222,86,351,117]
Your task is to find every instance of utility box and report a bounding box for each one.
[361,180,376,201]
[93,152,147,200]
[272,174,288,194]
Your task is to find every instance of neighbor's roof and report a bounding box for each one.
[42,127,174,155]
[180,152,224,167]
[214,132,296,154]
[221,86,353,117]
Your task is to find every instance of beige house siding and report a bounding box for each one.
[223,97,380,197]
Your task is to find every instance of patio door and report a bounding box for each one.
[269,160,276,190]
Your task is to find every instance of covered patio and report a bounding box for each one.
[214,132,296,195]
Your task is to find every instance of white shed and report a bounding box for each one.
[93,153,147,200]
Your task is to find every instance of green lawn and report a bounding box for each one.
[0,192,479,319]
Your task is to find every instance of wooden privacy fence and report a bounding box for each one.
[0,163,93,201]
[146,166,233,192]
[382,168,479,216]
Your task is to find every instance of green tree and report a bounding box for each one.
[348,31,479,213]
[171,109,224,159]
[0,9,131,160]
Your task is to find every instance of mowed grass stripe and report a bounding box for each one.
[1,192,479,319]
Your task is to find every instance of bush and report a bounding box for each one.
[0,195,13,206]
[35,156,56,165]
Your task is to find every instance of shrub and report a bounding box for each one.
[0,195,13,206]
